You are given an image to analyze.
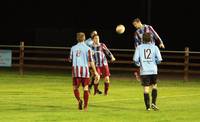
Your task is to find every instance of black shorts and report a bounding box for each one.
[141,75,158,86]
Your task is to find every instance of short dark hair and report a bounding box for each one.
[133,18,141,23]
[143,33,151,43]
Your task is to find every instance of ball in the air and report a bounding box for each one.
[116,24,125,34]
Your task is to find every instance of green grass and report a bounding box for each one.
[0,69,200,122]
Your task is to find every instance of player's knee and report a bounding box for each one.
[94,75,100,84]
[84,85,89,91]
[94,80,99,84]
[152,84,157,89]
[144,86,150,93]
[105,76,110,83]
[73,85,78,90]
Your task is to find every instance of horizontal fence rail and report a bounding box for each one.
[0,42,200,81]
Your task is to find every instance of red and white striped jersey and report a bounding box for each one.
[70,42,93,78]
[91,43,113,67]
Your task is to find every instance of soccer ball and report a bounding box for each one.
[116,24,125,34]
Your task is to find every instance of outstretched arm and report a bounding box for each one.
[102,43,115,62]
[149,26,165,49]
[155,46,163,64]
[133,47,140,66]
[68,48,73,62]
[88,49,99,78]
[134,32,141,48]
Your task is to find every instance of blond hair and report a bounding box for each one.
[76,32,85,42]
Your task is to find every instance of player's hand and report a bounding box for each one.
[159,43,165,49]
[92,50,95,55]
[94,71,99,77]
[94,71,100,79]
[111,57,116,62]
[66,58,71,62]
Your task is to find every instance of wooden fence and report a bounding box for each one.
[0,42,200,81]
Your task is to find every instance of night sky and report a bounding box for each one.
[0,0,199,51]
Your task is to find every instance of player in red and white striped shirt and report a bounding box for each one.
[85,30,103,94]
[69,32,99,111]
[91,34,115,96]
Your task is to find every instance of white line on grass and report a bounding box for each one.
[91,94,200,103]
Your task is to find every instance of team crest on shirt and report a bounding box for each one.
[76,50,81,57]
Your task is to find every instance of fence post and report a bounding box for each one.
[19,42,24,75]
[184,47,189,81]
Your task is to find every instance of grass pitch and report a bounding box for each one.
[0,70,200,122]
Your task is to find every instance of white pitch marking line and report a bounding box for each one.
[90,94,200,103]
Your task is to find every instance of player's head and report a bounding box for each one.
[76,32,86,42]
[92,34,99,44]
[143,33,151,43]
[132,18,143,29]
[90,30,98,38]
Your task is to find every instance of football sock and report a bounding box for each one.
[74,89,80,102]
[144,93,150,109]
[84,91,89,108]
[104,82,109,95]
[152,89,157,105]
[94,83,99,95]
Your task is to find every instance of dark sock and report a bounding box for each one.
[94,83,99,95]
[104,82,109,95]
[89,77,95,88]
[152,89,157,105]
[144,93,150,109]
[84,91,89,108]
[74,89,80,102]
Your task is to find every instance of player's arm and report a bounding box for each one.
[102,43,116,62]
[88,49,99,77]
[149,26,165,49]
[134,32,141,48]
[89,61,98,76]
[133,47,140,66]
[84,38,89,46]
[155,46,163,64]
[68,48,73,62]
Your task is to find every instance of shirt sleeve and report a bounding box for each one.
[155,46,162,64]
[88,48,93,62]
[85,38,89,46]
[69,48,73,62]
[149,26,164,45]
[134,32,141,48]
[133,47,140,66]
[102,43,114,59]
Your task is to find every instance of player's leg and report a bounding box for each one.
[104,76,110,96]
[104,65,111,96]
[90,68,102,94]
[144,86,150,110]
[150,75,159,110]
[97,87,103,94]
[89,68,95,92]
[73,78,82,110]
[152,84,158,105]
[141,75,151,110]
[94,67,100,95]
[151,84,159,110]
[82,78,90,111]
[91,80,103,94]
